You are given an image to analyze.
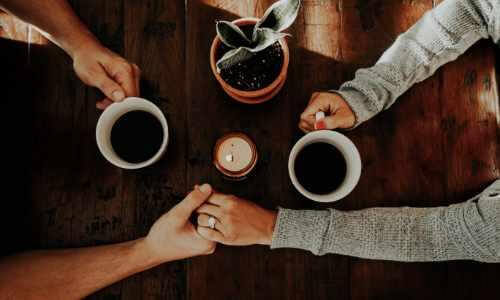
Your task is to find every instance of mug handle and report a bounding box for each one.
[315,111,325,122]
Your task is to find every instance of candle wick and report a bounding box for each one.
[225,153,234,162]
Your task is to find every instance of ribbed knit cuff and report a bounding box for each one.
[270,208,331,255]
[445,200,498,262]
[330,88,378,128]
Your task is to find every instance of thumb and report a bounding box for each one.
[172,184,212,220]
[93,71,126,102]
[314,109,355,130]
[302,94,328,119]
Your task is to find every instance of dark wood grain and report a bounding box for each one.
[340,1,450,299]
[1,0,498,299]
[120,1,188,299]
[185,1,349,299]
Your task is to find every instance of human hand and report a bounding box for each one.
[71,43,141,110]
[196,193,277,246]
[142,184,216,263]
[299,92,355,132]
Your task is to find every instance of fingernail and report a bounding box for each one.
[112,90,125,101]
[199,184,211,194]
[315,120,326,130]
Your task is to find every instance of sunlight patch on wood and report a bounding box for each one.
[0,13,47,45]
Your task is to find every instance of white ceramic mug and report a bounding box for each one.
[96,97,169,169]
[288,130,362,202]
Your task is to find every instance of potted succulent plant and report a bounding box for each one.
[210,0,301,104]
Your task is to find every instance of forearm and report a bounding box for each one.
[335,0,499,126]
[271,183,499,262]
[0,238,161,299]
[0,0,101,56]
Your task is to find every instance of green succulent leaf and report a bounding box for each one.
[216,47,254,72]
[216,28,288,71]
[216,20,251,48]
[215,0,299,71]
[252,28,289,52]
[253,0,301,40]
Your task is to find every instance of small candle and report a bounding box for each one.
[213,132,258,179]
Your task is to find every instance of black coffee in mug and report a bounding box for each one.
[294,142,347,195]
[111,110,164,163]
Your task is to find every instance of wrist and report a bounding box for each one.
[58,29,103,59]
[259,210,278,245]
[131,237,166,269]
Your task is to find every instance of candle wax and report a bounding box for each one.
[216,136,253,172]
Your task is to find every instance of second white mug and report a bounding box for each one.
[96,97,169,169]
[288,130,362,202]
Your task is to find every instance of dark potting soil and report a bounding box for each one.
[216,25,284,91]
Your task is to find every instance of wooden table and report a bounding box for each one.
[1,0,499,299]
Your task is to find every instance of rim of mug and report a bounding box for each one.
[96,97,169,169]
[288,130,362,202]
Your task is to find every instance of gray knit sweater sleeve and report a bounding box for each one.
[271,180,499,262]
[334,0,500,126]
[270,0,500,262]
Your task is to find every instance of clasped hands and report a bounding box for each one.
[141,184,278,264]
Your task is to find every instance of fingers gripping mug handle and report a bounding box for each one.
[315,111,325,122]
[314,111,326,130]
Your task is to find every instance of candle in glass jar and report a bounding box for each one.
[213,132,258,179]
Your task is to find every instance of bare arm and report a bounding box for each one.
[0,0,140,109]
[0,184,216,299]
[0,239,157,299]
[0,0,98,56]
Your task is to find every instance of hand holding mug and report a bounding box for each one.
[71,42,141,110]
[299,92,355,132]
[196,193,277,246]
[142,184,217,263]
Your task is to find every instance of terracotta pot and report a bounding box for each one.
[210,17,290,104]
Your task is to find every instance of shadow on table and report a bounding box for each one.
[0,37,39,255]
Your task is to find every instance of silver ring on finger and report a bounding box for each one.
[208,216,216,229]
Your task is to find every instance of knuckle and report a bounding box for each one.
[132,64,141,74]
[205,245,216,254]
[196,205,206,214]
[196,214,204,224]
[78,69,99,85]
[310,93,320,101]
[119,63,133,74]
[98,80,113,92]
